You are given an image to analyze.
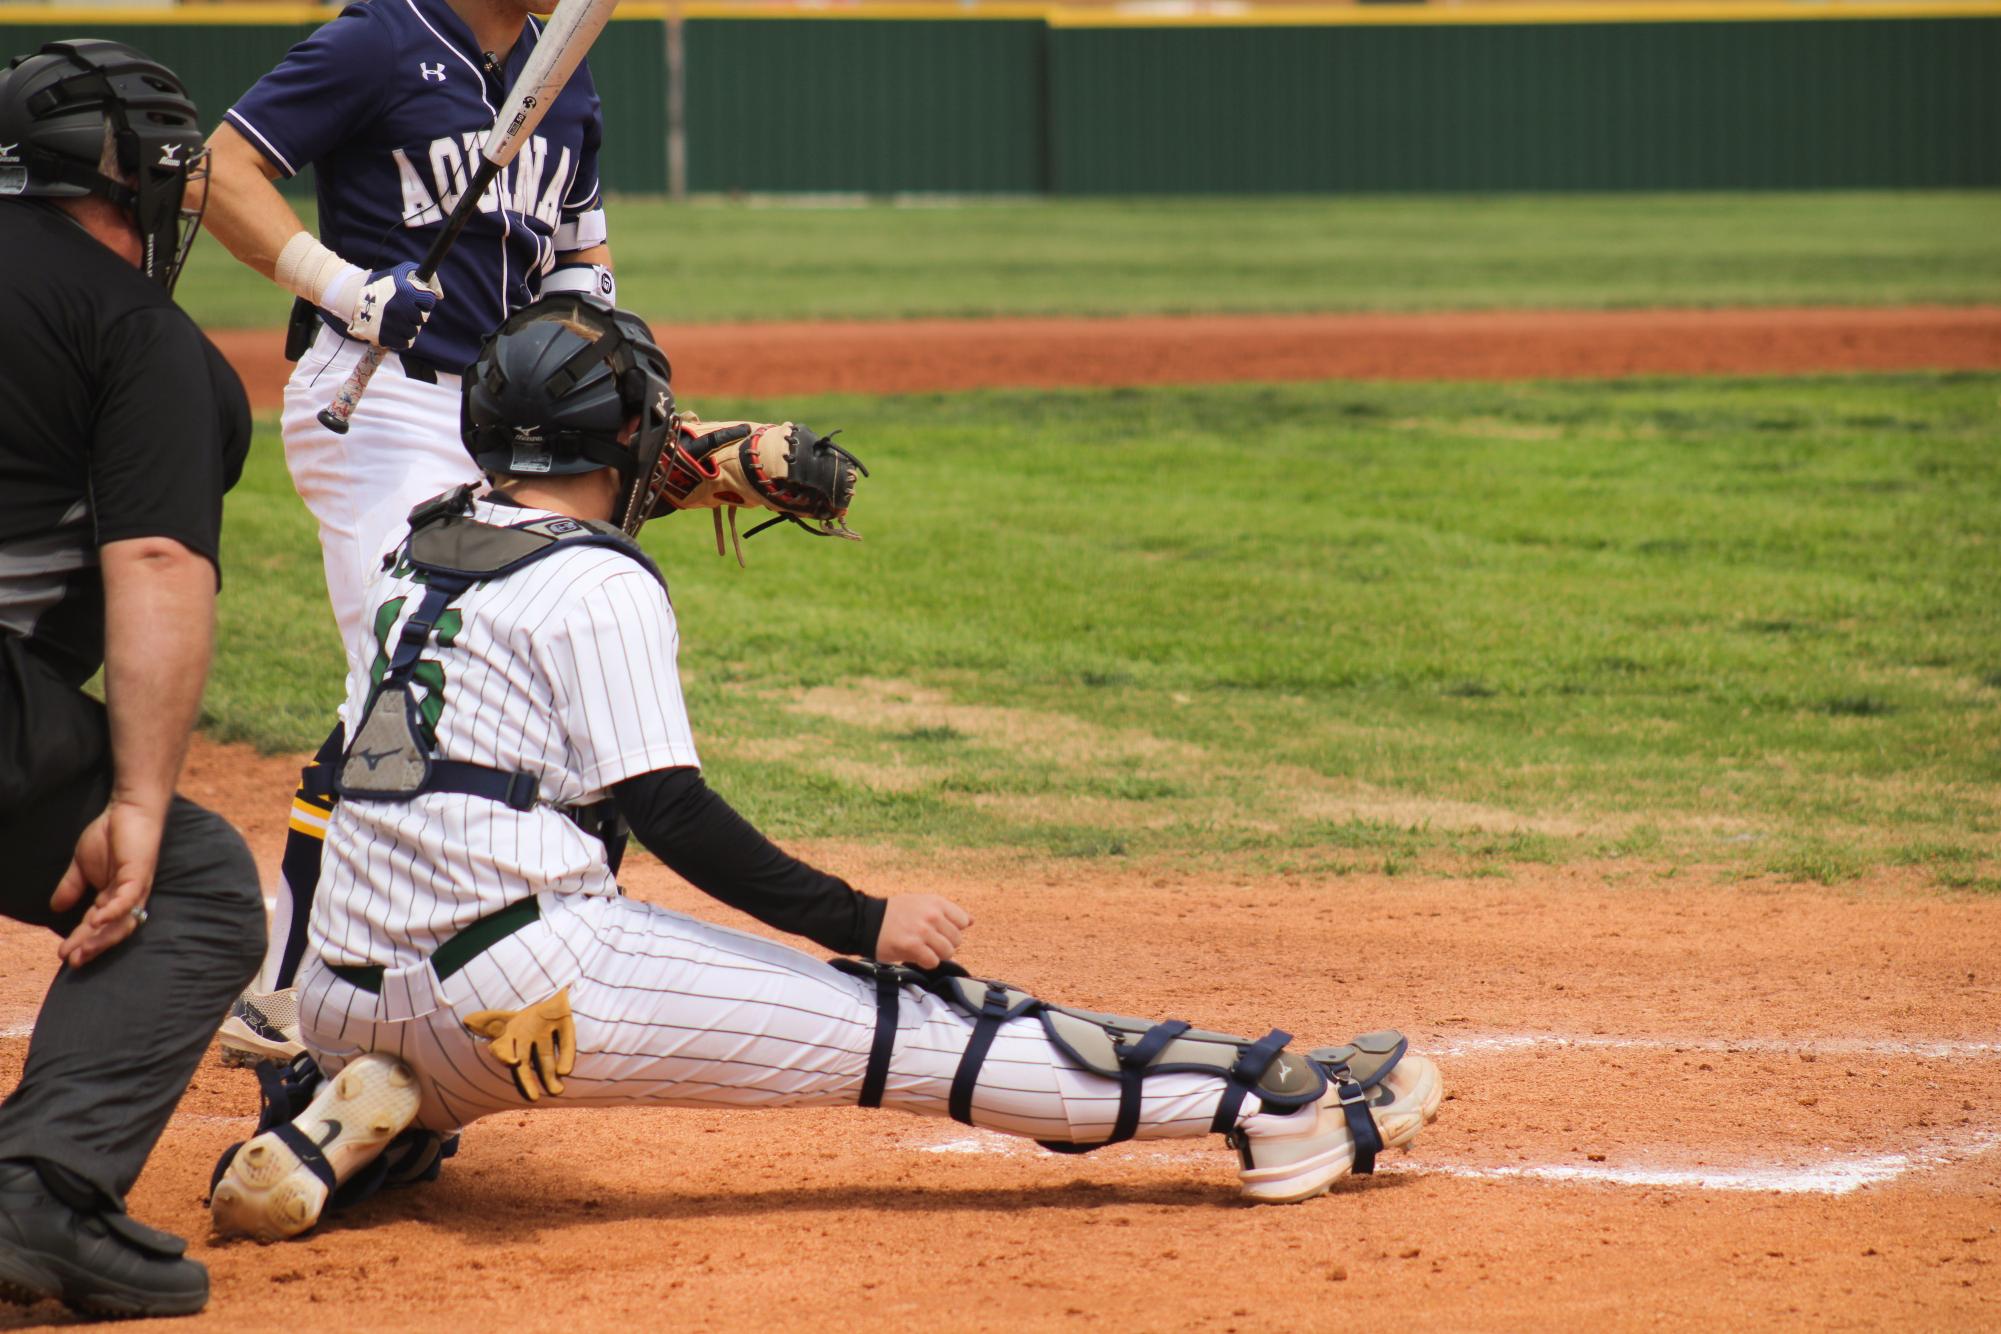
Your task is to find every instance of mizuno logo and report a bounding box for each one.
[0,144,17,162]
[420,62,448,83]
[654,390,669,417]
[157,144,183,167]
[512,424,544,443]
[354,746,400,771]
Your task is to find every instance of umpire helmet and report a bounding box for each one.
[462,295,678,536]
[0,39,208,292]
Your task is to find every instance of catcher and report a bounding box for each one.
[209,296,1443,1242]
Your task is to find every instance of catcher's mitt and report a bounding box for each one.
[646,412,868,565]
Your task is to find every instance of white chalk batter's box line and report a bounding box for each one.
[912,1028,2001,1196]
[1424,1032,2001,1060]
[914,1128,2001,1196]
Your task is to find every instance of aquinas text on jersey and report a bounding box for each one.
[391,133,572,231]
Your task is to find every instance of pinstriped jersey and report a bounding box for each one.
[314,497,699,968]
[225,0,605,371]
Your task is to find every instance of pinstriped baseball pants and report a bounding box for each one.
[296,891,1242,1146]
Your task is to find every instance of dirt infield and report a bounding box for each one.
[0,738,1995,1331]
[4,308,1998,1330]
[211,305,2001,408]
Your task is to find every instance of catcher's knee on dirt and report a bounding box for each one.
[833,961,1403,1164]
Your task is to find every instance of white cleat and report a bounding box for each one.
[1235,1054,1444,1205]
[210,1054,421,1243]
[217,988,304,1068]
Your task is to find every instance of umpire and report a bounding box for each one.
[0,40,264,1319]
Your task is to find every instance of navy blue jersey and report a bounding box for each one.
[227,0,606,372]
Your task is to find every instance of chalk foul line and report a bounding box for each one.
[913,1127,2001,1196]
[1420,1032,2001,1059]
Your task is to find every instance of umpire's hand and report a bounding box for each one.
[874,894,973,970]
[49,798,165,968]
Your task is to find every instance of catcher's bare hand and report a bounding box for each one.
[874,894,973,970]
[50,799,165,968]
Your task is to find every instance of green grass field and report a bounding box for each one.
[209,372,2001,887]
[175,192,2001,328]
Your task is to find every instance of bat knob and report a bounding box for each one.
[318,408,352,435]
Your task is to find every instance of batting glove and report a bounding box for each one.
[342,262,444,352]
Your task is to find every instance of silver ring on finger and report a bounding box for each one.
[127,906,149,928]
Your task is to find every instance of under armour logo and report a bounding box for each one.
[360,292,378,317]
[420,62,448,83]
[157,144,183,167]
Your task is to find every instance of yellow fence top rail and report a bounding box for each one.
[2,0,1998,25]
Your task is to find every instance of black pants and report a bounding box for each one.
[0,637,264,1206]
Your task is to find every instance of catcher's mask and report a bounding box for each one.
[0,39,209,293]
[462,294,677,536]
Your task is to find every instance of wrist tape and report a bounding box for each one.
[275,231,366,326]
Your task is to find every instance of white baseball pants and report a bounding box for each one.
[295,892,1246,1147]
[281,332,482,678]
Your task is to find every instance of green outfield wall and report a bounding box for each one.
[3,4,1996,195]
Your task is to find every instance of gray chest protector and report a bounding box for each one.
[338,486,667,817]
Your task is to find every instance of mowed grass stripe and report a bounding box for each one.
[208,373,2001,884]
[175,192,2001,330]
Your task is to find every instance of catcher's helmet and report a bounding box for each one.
[462,295,678,535]
[0,39,208,291]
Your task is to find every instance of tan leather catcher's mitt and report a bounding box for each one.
[647,412,867,563]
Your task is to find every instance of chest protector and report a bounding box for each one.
[338,486,666,814]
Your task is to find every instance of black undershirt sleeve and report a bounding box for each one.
[613,767,885,958]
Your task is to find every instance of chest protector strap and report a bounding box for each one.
[338,487,667,815]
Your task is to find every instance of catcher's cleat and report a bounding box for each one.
[218,987,304,1068]
[1232,1054,1444,1205]
[210,1054,420,1243]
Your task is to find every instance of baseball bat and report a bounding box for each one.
[317,0,619,434]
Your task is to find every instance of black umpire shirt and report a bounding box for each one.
[0,201,250,688]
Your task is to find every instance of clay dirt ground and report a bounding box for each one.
[4,308,2000,1331]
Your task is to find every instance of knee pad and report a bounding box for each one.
[833,961,1403,1154]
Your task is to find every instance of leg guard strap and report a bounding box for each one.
[270,1121,337,1191]
[857,965,900,1109]
[1040,1017,1194,1154]
[1207,1028,1294,1135]
[949,982,1043,1126]
[1318,1054,1387,1175]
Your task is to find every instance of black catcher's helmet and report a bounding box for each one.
[462,294,677,535]
[0,39,209,291]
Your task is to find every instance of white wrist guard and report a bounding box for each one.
[275,231,366,324]
[540,261,616,308]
